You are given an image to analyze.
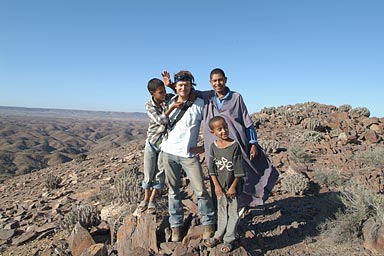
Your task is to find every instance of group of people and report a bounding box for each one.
[137,68,279,253]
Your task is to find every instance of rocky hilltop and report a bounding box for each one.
[0,102,383,256]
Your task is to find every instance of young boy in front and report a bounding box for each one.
[205,115,245,253]
[136,78,182,214]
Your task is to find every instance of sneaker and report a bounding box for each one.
[203,224,215,240]
[137,200,148,212]
[171,227,182,242]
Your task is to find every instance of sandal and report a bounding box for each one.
[220,242,233,253]
[147,202,156,214]
[204,237,220,248]
[137,200,148,212]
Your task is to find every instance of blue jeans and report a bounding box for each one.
[214,195,239,244]
[162,152,215,228]
[142,140,165,190]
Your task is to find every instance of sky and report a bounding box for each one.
[1,0,383,117]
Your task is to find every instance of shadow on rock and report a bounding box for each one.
[238,191,343,253]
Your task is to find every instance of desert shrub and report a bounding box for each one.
[285,113,305,125]
[313,169,346,188]
[288,143,315,165]
[341,183,384,224]
[114,165,143,203]
[349,107,370,117]
[320,182,384,243]
[260,107,276,115]
[252,114,270,128]
[338,104,352,112]
[302,131,322,143]
[357,148,384,168]
[259,139,280,153]
[45,173,62,190]
[61,205,101,232]
[74,154,87,162]
[305,118,322,131]
[281,173,310,195]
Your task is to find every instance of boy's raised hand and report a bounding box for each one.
[161,71,172,86]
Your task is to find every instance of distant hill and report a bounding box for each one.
[0,106,148,177]
[0,106,148,120]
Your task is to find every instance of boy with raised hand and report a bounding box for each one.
[136,78,182,214]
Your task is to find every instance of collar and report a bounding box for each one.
[214,87,232,101]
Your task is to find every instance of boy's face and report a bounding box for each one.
[210,119,229,140]
[151,86,167,104]
[210,73,227,95]
[175,81,192,99]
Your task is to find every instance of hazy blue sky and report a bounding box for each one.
[1,0,383,117]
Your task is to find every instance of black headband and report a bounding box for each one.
[174,74,194,83]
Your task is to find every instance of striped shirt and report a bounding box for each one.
[145,96,171,146]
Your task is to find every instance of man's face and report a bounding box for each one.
[175,81,192,99]
[210,73,227,95]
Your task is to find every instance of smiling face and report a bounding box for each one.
[210,118,229,141]
[174,81,192,101]
[210,73,227,97]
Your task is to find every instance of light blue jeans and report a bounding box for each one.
[162,152,215,228]
[142,140,165,190]
[214,195,239,244]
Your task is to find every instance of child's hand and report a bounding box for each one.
[250,144,258,161]
[215,186,224,198]
[171,101,184,110]
[161,71,172,86]
[226,187,236,198]
[189,145,204,155]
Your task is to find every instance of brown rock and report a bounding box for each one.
[0,228,16,240]
[11,230,37,246]
[80,243,108,256]
[362,218,384,255]
[116,214,158,255]
[68,223,96,256]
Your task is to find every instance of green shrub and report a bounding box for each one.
[288,143,315,165]
[338,104,352,112]
[302,131,322,143]
[260,107,276,115]
[45,173,62,190]
[350,107,370,117]
[61,205,101,232]
[259,139,280,153]
[357,148,384,168]
[320,182,384,243]
[281,173,310,195]
[74,154,87,162]
[313,169,346,188]
[114,165,143,204]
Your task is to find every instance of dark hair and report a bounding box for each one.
[210,68,226,79]
[208,115,226,130]
[174,70,196,86]
[147,78,165,92]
